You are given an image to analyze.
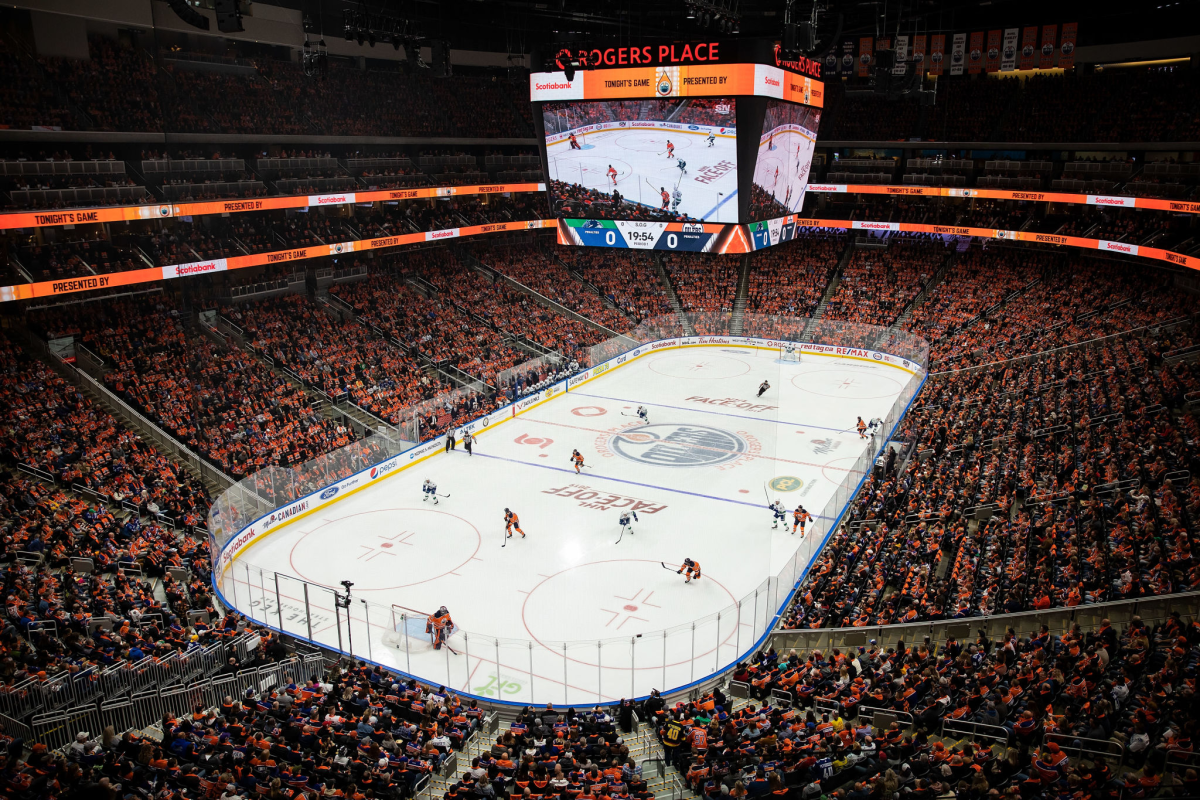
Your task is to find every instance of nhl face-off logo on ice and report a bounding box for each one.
[609,424,747,467]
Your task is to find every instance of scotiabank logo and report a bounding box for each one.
[175,261,221,276]
[1102,241,1136,254]
[859,222,892,230]
[316,195,348,205]
[1093,196,1129,206]
[808,185,838,192]
[535,81,573,90]
[764,76,780,87]
[429,229,457,239]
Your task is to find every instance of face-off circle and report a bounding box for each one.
[792,368,903,400]
[521,559,738,668]
[609,423,747,468]
[648,353,750,380]
[288,508,480,591]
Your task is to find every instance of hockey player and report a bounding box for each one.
[677,558,701,583]
[792,505,813,536]
[666,140,675,158]
[757,379,770,398]
[568,132,581,150]
[422,479,439,504]
[504,508,525,539]
[857,416,868,439]
[770,499,787,530]
[784,184,792,209]
[607,164,618,186]
[570,449,585,474]
[707,131,716,147]
[677,158,687,176]
[660,187,670,211]
[426,606,454,650]
[636,405,649,424]
[619,510,638,534]
[671,188,682,213]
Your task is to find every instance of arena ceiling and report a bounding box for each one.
[264,0,1192,60]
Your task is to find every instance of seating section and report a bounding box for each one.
[746,233,845,317]
[30,298,356,479]
[563,250,672,324]
[821,240,944,327]
[225,293,444,425]
[659,613,1199,800]
[476,245,629,332]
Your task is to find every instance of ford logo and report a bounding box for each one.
[320,486,339,500]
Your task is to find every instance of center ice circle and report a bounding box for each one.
[609,423,746,468]
[648,353,750,379]
[288,508,479,591]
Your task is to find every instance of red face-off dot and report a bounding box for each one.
[623,604,638,612]
[381,543,393,548]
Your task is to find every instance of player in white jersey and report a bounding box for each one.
[707,131,716,147]
[671,188,682,212]
[619,510,638,533]
[770,499,787,529]
[422,479,439,504]
[637,405,649,424]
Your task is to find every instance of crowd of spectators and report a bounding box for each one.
[38,37,161,133]
[225,293,443,426]
[785,325,1200,630]
[563,250,672,323]
[821,240,945,327]
[678,99,734,127]
[745,234,846,318]
[929,257,1198,370]
[15,235,146,282]
[666,612,1200,800]
[29,297,357,479]
[0,331,209,522]
[549,180,696,223]
[476,244,629,332]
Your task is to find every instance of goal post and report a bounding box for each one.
[780,344,801,363]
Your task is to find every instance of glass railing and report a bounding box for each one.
[208,314,927,704]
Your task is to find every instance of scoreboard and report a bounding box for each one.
[531,38,823,251]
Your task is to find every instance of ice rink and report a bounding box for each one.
[222,345,918,703]
[752,128,818,214]
[548,129,739,222]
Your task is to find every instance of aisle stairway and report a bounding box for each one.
[653,254,693,335]
[730,254,752,335]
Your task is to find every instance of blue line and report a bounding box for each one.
[570,389,849,433]
[701,188,738,222]
[473,451,771,511]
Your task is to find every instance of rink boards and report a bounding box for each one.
[213,336,924,701]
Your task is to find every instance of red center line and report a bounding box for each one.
[521,417,864,473]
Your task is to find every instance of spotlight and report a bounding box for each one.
[686,4,695,18]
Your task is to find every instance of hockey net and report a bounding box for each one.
[780,344,801,363]
[382,604,464,653]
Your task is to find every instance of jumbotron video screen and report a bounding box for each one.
[544,98,740,223]
[530,48,825,250]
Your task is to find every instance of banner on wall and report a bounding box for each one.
[984,30,1001,73]
[911,35,927,74]
[893,35,909,75]
[1040,24,1057,69]
[1059,22,1078,69]
[968,32,984,74]
[1001,28,1019,71]
[841,39,856,76]
[857,37,873,77]
[930,34,946,76]
[950,33,967,76]
[1019,26,1039,70]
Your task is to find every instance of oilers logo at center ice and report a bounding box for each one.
[220,339,921,704]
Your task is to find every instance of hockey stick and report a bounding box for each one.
[437,493,451,498]
[660,561,678,572]
[502,531,509,548]
[616,525,626,545]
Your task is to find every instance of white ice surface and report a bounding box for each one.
[548,129,739,223]
[224,346,913,703]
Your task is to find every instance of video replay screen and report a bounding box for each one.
[749,99,822,220]
[543,98,739,224]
